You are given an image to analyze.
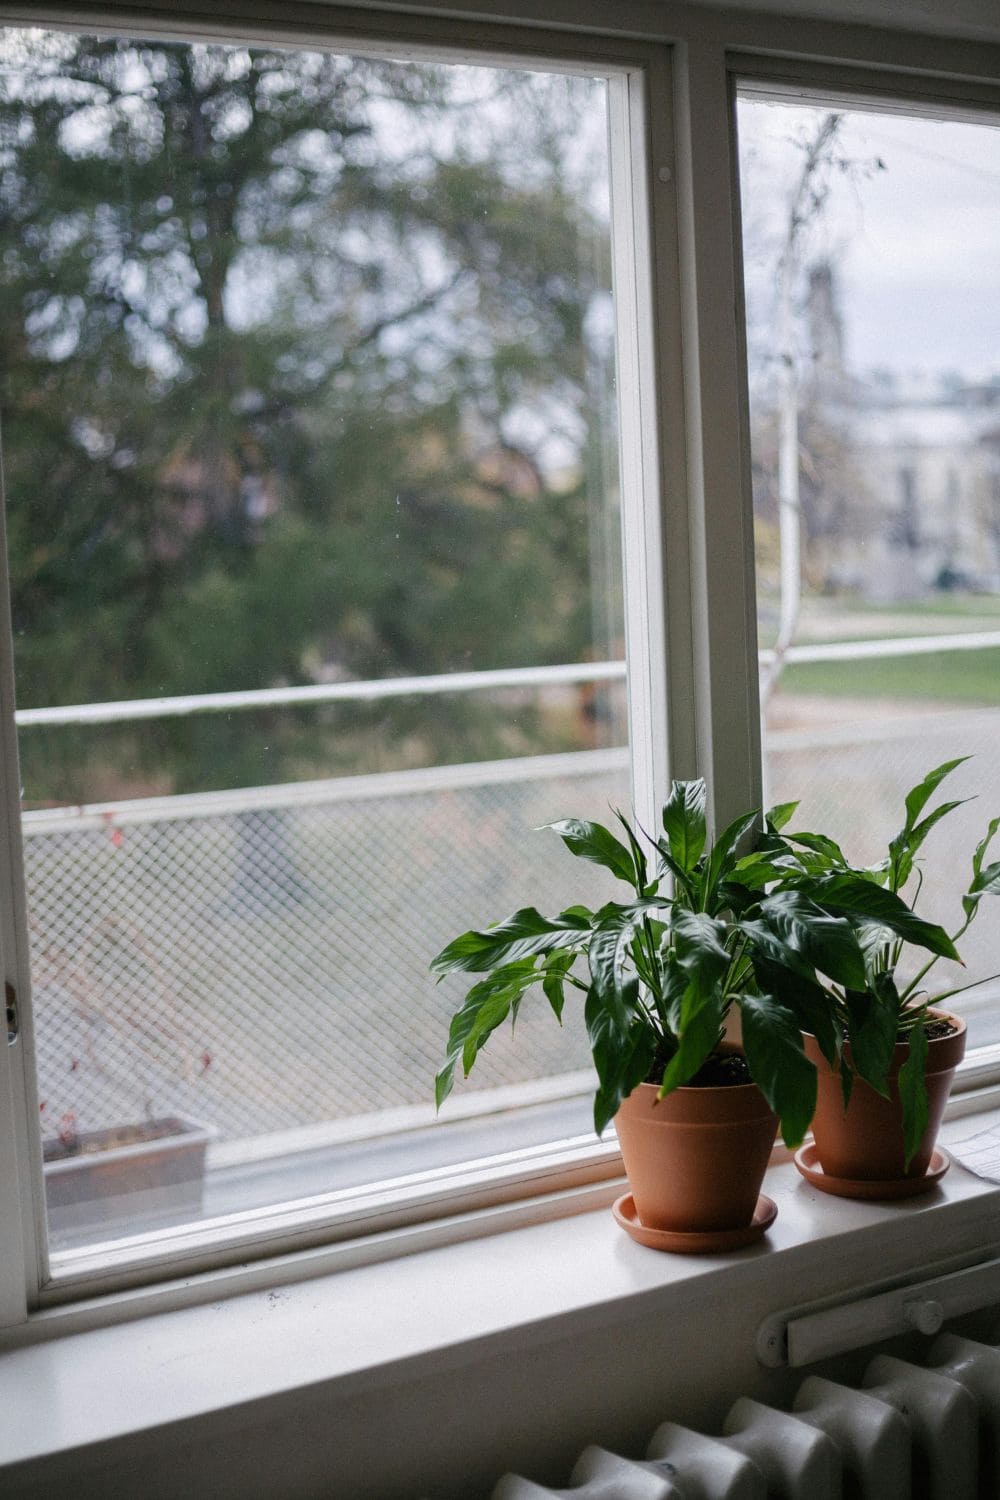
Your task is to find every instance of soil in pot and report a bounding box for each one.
[804,1013,966,1184]
[614,1052,777,1234]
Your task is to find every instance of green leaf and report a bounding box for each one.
[715,878,761,917]
[887,756,970,894]
[785,831,848,867]
[652,915,731,1095]
[661,779,707,874]
[856,919,895,976]
[657,987,725,1096]
[729,852,792,891]
[903,757,968,828]
[542,973,565,1020]
[560,904,596,924]
[889,799,967,892]
[702,810,759,909]
[740,992,816,1148]
[585,979,655,1135]
[546,817,637,886]
[963,817,1000,919]
[804,873,961,961]
[671,909,732,991]
[973,816,1000,882]
[842,975,900,1097]
[430,906,589,974]
[969,860,1000,899]
[797,989,842,1071]
[588,908,642,1029]
[654,840,696,895]
[740,917,830,993]
[839,1057,854,1114]
[613,808,648,891]
[542,951,575,1022]
[756,890,867,990]
[898,1019,929,1170]
[434,960,539,1108]
[765,800,799,833]
[459,989,516,1075]
[749,952,836,1052]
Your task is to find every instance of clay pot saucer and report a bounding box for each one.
[794,1142,950,1200]
[612,1191,777,1253]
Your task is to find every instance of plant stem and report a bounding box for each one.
[633,989,663,1039]
[642,916,662,1004]
[921,968,1000,1007]
[898,909,974,1003]
[722,935,751,998]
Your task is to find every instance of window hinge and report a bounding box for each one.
[6,981,17,1043]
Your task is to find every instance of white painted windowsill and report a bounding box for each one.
[3,1110,1000,1499]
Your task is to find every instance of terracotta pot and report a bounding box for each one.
[804,1011,966,1182]
[613,1078,777,1233]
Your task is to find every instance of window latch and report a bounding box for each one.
[6,981,17,1044]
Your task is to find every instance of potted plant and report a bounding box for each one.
[431,778,868,1250]
[43,1111,215,1237]
[34,912,215,1237]
[755,757,1000,1194]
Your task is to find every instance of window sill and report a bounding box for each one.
[3,1110,1000,1498]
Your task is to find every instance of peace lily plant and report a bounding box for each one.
[752,756,1000,1166]
[433,778,882,1150]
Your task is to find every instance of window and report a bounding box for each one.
[0,24,646,1284]
[0,1,997,1327]
[736,87,1000,1047]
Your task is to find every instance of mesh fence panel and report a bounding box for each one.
[27,753,631,1142]
[25,710,1000,1148]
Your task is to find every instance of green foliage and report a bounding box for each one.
[897,1019,929,1168]
[762,757,1000,1164]
[431,778,857,1146]
[434,760,1000,1163]
[0,33,618,799]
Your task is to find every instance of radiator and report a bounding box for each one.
[491,1332,1000,1499]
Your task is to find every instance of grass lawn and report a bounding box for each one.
[838,596,1000,620]
[782,647,1000,704]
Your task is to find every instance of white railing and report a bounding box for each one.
[15,628,1000,731]
[14,660,626,729]
[758,628,1000,667]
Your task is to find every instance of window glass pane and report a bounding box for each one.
[737,92,1000,1047]
[0,29,628,1252]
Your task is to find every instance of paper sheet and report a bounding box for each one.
[945,1121,1000,1183]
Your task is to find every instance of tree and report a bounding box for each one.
[0,32,618,799]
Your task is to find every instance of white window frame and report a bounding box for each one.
[0,0,997,1333]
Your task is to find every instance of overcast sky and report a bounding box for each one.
[737,97,1000,383]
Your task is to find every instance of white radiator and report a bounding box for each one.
[491,1333,1000,1499]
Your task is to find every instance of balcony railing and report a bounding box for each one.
[19,635,1000,1181]
[15,627,1000,729]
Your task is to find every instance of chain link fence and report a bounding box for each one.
[27,750,630,1143]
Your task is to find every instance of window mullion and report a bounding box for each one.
[672,38,763,829]
[609,44,708,833]
[609,56,673,830]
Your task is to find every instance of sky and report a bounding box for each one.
[737,97,1000,383]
